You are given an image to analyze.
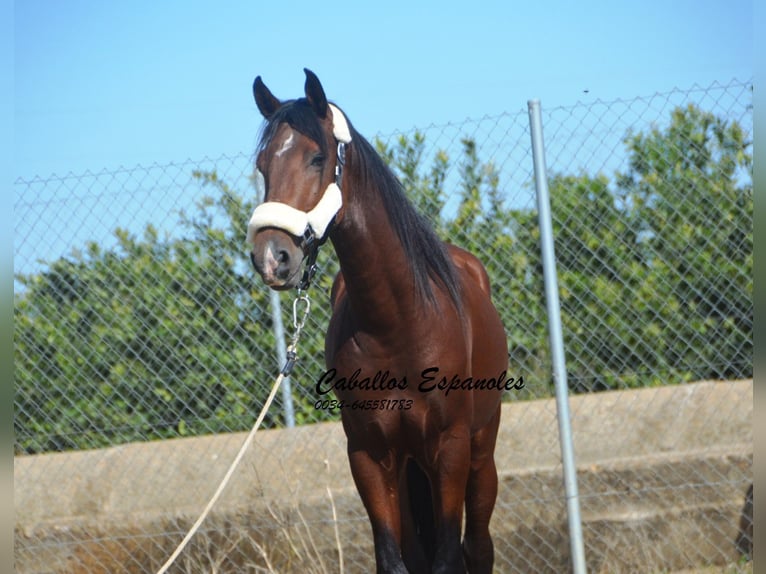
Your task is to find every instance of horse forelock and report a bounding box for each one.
[257,98,329,158]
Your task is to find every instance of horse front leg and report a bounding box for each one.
[430,427,472,574]
[462,406,501,574]
[347,446,408,574]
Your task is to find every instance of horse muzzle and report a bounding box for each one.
[250,229,304,290]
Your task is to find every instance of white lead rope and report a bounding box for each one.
[156,294,311,574]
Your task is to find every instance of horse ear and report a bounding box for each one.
[304,68,328,118]
[253,76,282,119]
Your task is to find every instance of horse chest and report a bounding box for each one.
[326,298,468,375]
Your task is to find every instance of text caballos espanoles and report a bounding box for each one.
[316,367,524,398]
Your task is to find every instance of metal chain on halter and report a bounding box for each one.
[297,239,320,291]
[281,290,311,376]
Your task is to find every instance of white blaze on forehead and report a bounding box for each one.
[275,131,295,158]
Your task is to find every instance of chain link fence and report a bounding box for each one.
[14,79,752,572]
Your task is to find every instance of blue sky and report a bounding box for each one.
[14,0,753,179]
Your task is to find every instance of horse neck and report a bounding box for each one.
[329,166,423,333]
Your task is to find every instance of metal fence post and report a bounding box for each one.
[528,99,587,574]
[269,283,295,427]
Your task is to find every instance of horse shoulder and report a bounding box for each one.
[446,243,493,298]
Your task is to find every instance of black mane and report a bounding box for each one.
[258,99,462,310]
[347,130,463,310]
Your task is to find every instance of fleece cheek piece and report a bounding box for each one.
[328,104,351,144]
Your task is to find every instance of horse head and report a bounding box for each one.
[247,69,351,290]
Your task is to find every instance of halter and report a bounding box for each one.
[246,104,351,289]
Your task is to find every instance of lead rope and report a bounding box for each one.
[155,292,311,574]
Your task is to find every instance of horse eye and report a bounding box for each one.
[310,154,325,167]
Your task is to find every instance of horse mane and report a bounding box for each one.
[346,129,463,311]
[258,98,462,311]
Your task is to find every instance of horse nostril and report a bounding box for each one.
[276,249,291,279]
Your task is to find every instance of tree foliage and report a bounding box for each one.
[14,176,278,452]
[14,105,752,453]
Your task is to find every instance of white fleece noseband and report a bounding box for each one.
[246,180,342,242]
[246,104,351,245]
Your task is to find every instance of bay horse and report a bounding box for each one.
[247,69,508,574]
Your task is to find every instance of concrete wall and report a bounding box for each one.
[15,380,752,573]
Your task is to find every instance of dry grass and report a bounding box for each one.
[667,562,753,574]
[143,489,348,574]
